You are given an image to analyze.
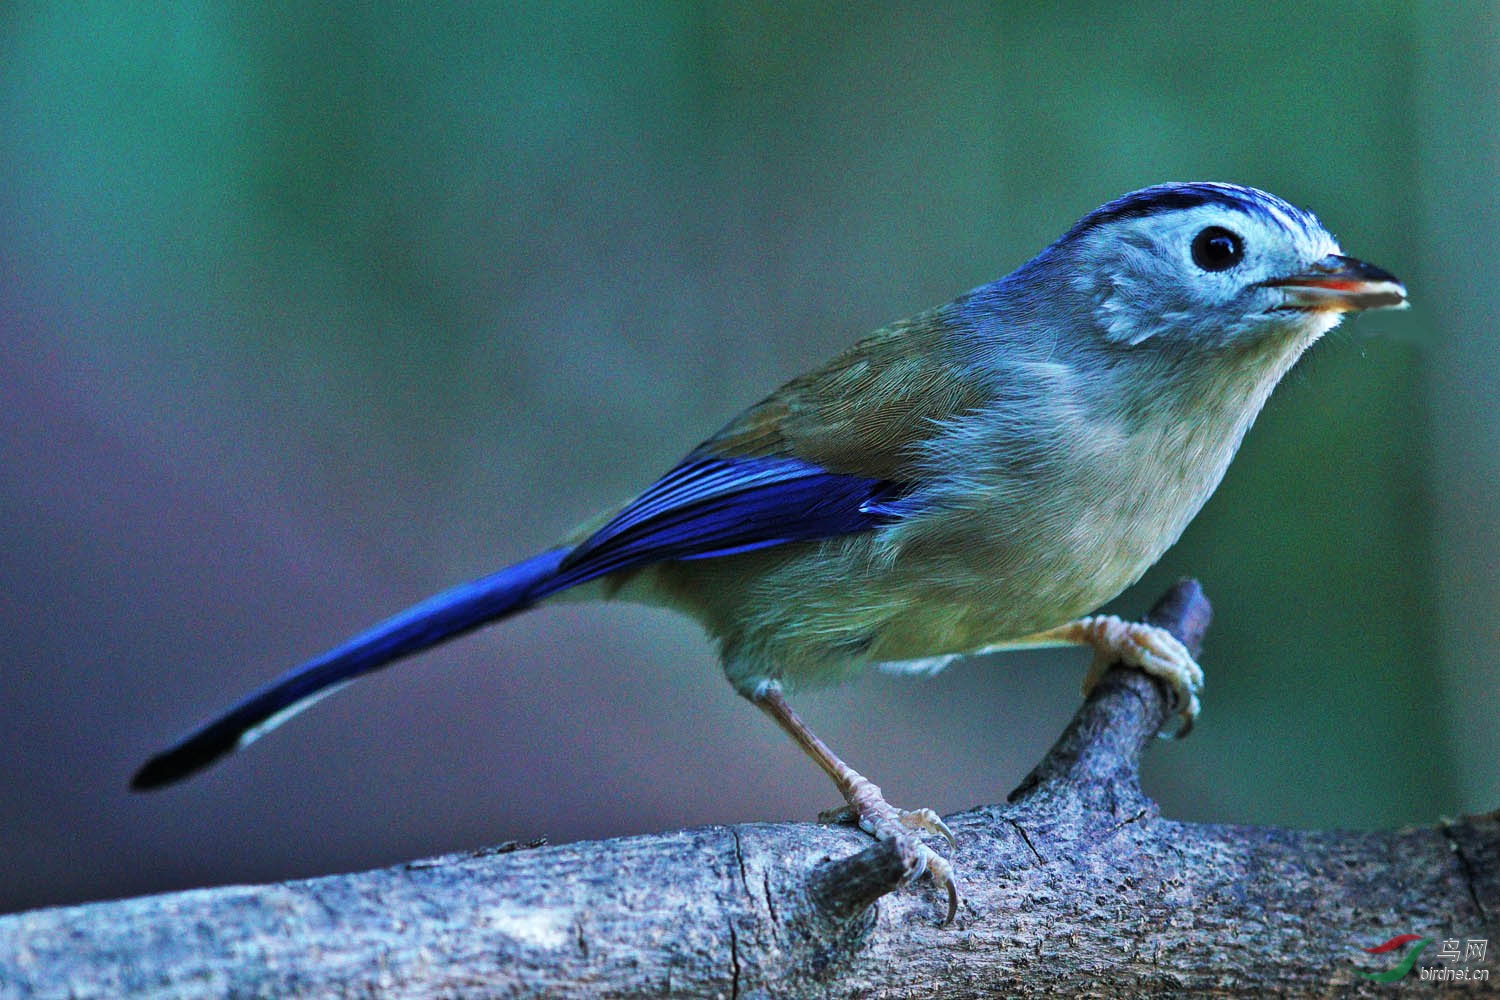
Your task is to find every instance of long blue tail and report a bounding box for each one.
[131,548,572,789]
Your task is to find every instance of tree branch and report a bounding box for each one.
[2,581,1494,997]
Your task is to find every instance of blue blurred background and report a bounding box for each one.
[4,4,1496,914]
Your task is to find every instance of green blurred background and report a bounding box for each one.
[4,3,1495,915]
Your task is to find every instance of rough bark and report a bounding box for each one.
[1,581,1494,998]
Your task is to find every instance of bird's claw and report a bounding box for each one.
[910,847,960,924]
[826,774,962,924]
[1075,614,1203,737]
[821,803,955,847]
[900,806,957,848]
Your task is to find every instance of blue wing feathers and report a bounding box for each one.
[555,454,905,584]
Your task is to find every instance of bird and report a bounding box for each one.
[132,182,1407,922]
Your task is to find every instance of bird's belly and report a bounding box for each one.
[858,522,1150,662]
[638,499,1160,692]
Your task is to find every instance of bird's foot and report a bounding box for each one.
[749,681,960,923]
[819,771,960,923]
[1071,614,1202,737]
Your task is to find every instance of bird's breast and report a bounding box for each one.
[849,393,1255,661]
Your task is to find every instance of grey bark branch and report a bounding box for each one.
[2,580,1494,998]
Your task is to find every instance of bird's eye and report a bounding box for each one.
[1190,226,1244,272]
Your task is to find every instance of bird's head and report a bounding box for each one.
[1037,182,1407,350]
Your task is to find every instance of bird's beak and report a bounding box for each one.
[1260,254,1408,312]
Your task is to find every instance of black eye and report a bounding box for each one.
[1190,226,1244,271]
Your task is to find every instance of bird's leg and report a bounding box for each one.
[749,680,960,923]
[1020,615,1203,737]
